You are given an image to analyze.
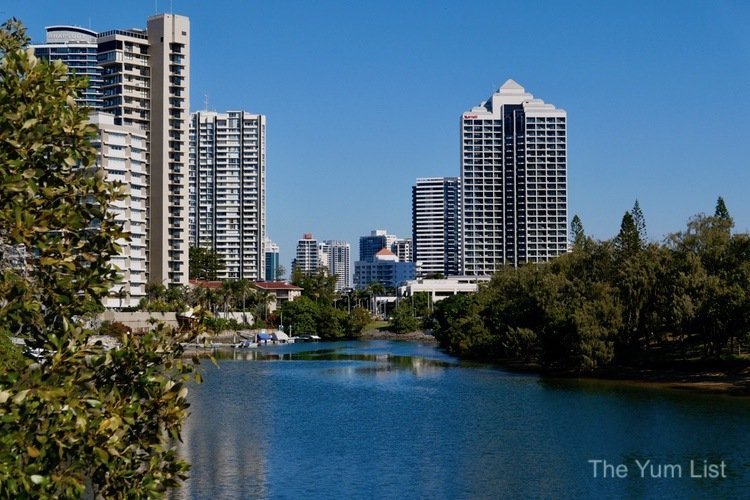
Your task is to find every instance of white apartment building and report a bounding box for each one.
[320,240,351,291]
[412,177,461,276]
[189,111,267,280]
[293,234,320,275]
[461,79,567,275]
[91,112,148,308]
[33,14,191,301]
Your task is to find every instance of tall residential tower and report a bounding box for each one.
[33,14,191,297]
[320,240,351,291]
[461,79,567,275]
[189,110,267,280]
[412,177,461,276]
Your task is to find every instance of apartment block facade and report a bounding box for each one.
[33,26,102,108]
[189,110,267,280]
[412,177,461,276]
[90,113,148,308]
[293,234,320,275]
[34,14,191,292]
[320,240,351,291]
[461,79,567,275]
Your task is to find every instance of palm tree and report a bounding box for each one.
[205,288,220,315]
[116,287,129,310]
[257,291,274,322]
[235,279,255,325]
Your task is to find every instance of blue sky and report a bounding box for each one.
[8,0,750,271]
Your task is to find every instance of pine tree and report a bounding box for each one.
[714,196,731,221]
[631,199,647,243]
[614,211,640,255]
[570,214,586,247]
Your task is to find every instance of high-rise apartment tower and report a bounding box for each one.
[412,177,461,276]
[320,240,351,291]
[33,26,102,108]
[33,14,191,296]
[293,234,320,275]
[461,79,567,275]
[264,238,280,281]
[189,110,267,280]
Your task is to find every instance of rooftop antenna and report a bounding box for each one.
[204,93,209,112]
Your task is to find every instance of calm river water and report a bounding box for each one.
[174,340,750,499]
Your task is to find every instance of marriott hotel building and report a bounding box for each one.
[461,79,568,275]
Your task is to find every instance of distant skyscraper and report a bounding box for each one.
[412,177,461,276]
[320,240,351,291]
[33,13,191,292]
[461,79,567,274]
[293,234,319,275]
[189,110,267,280]
[264,238,280,281]
[33,26,102,108]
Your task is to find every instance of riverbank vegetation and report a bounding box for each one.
[278,269,371,339]
[433,200,750,374]
[0,20,198,497]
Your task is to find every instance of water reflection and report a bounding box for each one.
[204,345,456,376]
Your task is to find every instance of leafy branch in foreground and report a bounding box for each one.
[0,18,200,497]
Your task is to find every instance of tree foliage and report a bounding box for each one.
[389,301,419,334]
[188,246,225,281]
[714,196,731,222]
[0,19,121,346]
[433,199,750,372]
[570,214,586,248]
[631,199,647,242]
[0,20,198,497]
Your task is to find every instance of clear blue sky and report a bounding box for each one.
[8,0,750,271]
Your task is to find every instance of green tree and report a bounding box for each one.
[345,307,371,338]
[714,196,731,222]
[614,211,641,255]
[570,214,586,248]
[0,20,197,496]
[631,199,647,243]
[274,264,286,281]
[317,306,348,339]
[0,22,122,346]
[292,268,338,305]
[280,296,319,336]
[0,330,23,371]
[389,301,419,334]
[189,245,225,280]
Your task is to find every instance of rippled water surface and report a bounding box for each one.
[174,340,750,499]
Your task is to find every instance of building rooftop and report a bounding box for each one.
[254,281,303,291]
